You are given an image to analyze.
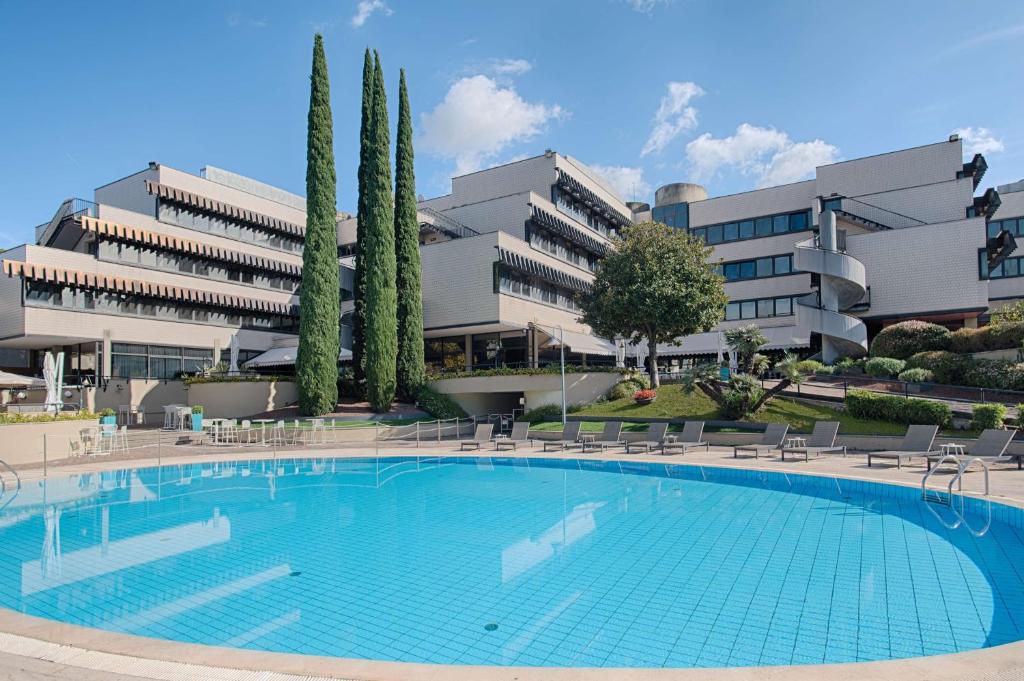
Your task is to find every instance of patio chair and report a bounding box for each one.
[925,428,1017,470]
[542,421,583,451]
[780,421,844,461]
[582,421,624,452]
[494,421,534,450]
[460,423,494,450]
[733,423,790,459]
[866,425,940,468]
[625,422,670,454]
[660,421,708,455]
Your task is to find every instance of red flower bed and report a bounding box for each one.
[634,389,657,401]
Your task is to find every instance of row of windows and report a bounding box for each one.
[157,202,304,254]
[724,295,798,321]
[987,216,1024,239]
[690,210,812,245]
[110,343,216,379]
[23,281,299,333]
[652,203,690,229]
[552,187,619,239]
[97,240,300,293]
[979,250,1024,280]
[496,267,582,313]
[714,254,795,282]
[527,227,599,272]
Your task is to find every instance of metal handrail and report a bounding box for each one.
[922,453,961,499]
[0,457,21,513]
[948,457,991,497]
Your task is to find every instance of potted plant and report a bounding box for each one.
[634,389,657,405]
[191,405,204,432]
[98,408,116,426]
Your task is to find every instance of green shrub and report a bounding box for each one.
[950,322,1024,353]
[845,389,951,427]
[834,357,866,375]
[99,408,115,417]
[898,368,934,383]
[414,385,467,419]
[625,372,650,390]
[794,359,824,374]
[191,405,203,414]
[719,374,765,420]
[904,351,972,384]
[869,321,952,359]
[0,411,99,426]
[521,403,580,423]
[607,381,635,401]
[971,403,1007,430]
[864,357,906,378]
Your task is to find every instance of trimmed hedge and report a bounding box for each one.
[0,411,99,426]
[949,322,1024,354]
[869,321,952,359]
[864,357,905,378]
[521,403,581,423]
[897,368,934,383]
[904,351,972,385]
[971,403,1007,430]
[845,389,952,427]
[414,385,467,419]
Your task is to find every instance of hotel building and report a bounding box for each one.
[0,163,354,405]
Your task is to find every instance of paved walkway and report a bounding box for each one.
[3,445,1024,681]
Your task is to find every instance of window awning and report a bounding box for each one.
[540,328,617,356]
[145,180,306,237]
[497,248,591,292]
[244,346,352,368]
[528,204,609,256]
[555,169,633,228]
[79,216,302,278]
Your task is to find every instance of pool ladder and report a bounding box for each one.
[921,454,991,505]
[0,457,20,513]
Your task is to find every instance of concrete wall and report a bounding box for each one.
[816,139,963,200]
[429,372,621,415]
[420,233,501,333]
[185,380,297,418]
[0,419,102,465]
[88,379,189,421]
[689,181,816,226]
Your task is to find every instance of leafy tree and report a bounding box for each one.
[578,221,727,387]
[362,52,398,411]
[296,34,340,415]
[351,48,374,393]
[393,68,426,399]
[991,300,1024,326]
[724,324,769,375]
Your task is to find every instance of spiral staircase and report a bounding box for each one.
[794,210,868,362]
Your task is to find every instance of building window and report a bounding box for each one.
[496,265,581,313]
[157,200,304,254]
[109,344,214,380]
[724,295,798,321]
[689,209,812,246]
[425,336,467,372]
[652,203,690,229]
[714,254,796,282]
[988,216,1022,239]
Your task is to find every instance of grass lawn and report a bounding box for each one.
[530,384,908,435]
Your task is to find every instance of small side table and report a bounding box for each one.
[578,433,596,444]
[785,437,807,448]
[940,443,966,457]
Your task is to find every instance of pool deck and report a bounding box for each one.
[3,443,1024,681]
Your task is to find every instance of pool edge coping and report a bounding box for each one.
[2,448,1024,681]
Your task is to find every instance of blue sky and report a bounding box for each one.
[1,0,1022,247]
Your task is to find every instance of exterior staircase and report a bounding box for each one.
[794,210,868,362]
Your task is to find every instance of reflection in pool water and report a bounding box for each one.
[0,457,1021,668]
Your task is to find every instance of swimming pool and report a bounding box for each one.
[0,456,1021,669]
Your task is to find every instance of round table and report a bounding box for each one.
[251,419,277,445]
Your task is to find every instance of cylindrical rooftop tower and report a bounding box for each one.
[654,182,707,206]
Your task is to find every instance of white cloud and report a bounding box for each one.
[489,58,532,76]
[350,0,391,28]
[641,81,703,156]
[589,165,651,202]
[686,123,838,188]
[419,75,565,176]
[625,0,670,14]
[948,23,1024,53]
[954,126,1005,155]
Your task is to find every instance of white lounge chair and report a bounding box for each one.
[866,425,939,468]
[460,423,494,450]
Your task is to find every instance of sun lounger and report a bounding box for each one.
[625,422,670,454]
[460,423,494,450]
[779,421,844,461]
[542,421,584,451]
[494,421,534,450]
[925,428,1016,470]
[582,421,624,452]
[660,421,708,455]
[866,425,939,468]
[733,423,789,459]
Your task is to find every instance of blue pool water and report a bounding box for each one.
[0,457,1022,668]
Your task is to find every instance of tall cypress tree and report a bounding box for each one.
[394,68,425,399]
[362,51,398,411]
[296,34,340,415]
[352,48,373,393]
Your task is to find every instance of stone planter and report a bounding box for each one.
[634,398,655,406]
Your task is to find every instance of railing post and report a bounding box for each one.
[43,434,47,478]
[844,377,848,397]
[416,421,420,448]
[437,419,441,444]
